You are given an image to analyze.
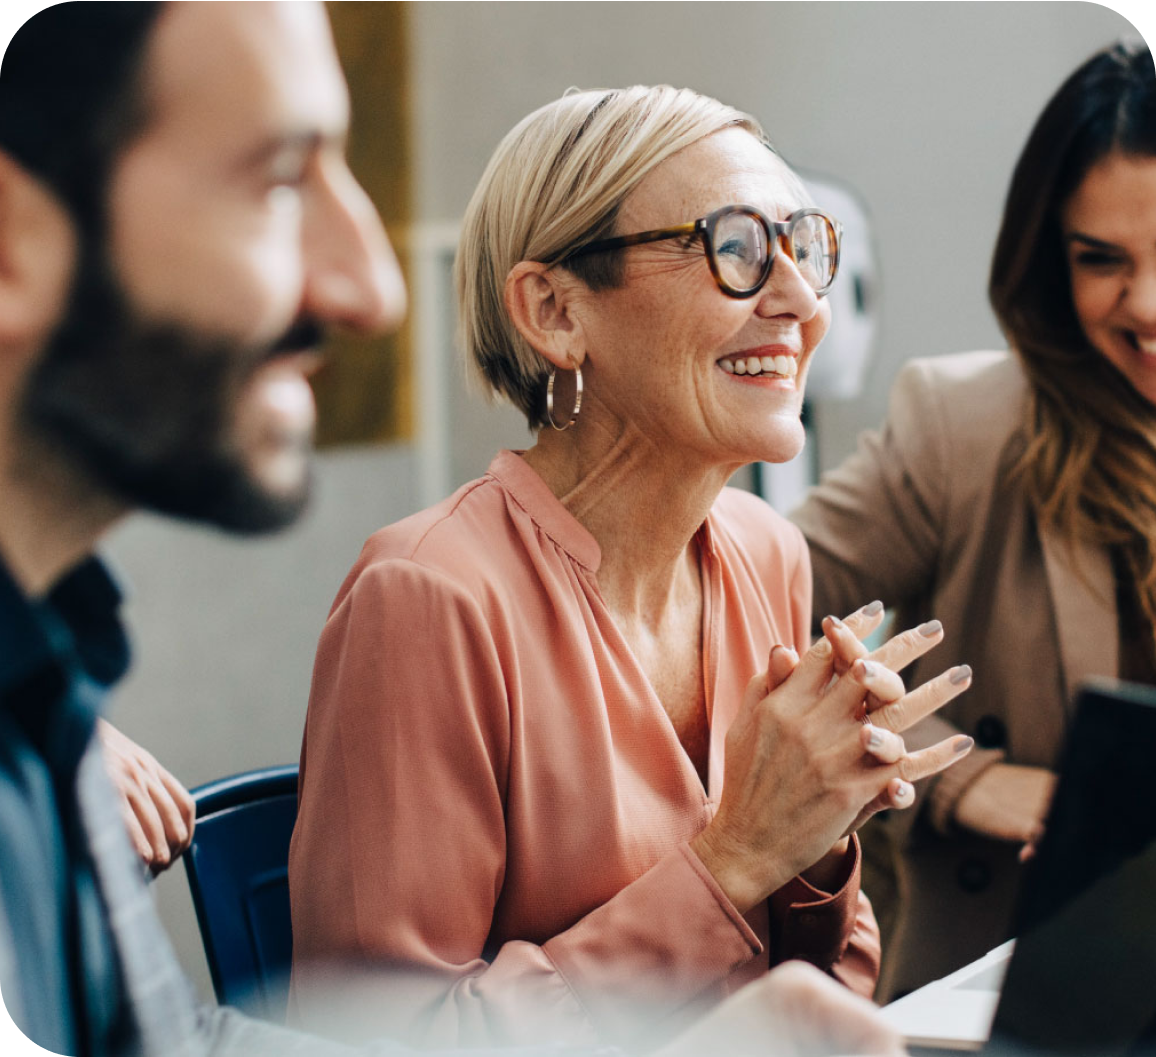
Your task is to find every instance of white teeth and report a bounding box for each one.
[1136,336,1156,356]
[722,355,798,378]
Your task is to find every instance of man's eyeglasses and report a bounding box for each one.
[563,204,842,299]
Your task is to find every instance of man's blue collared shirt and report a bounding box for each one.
[0,556,129,1055]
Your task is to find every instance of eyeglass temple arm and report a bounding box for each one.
[566,220,702,259]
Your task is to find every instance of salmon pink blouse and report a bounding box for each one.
[288,451,880,1048]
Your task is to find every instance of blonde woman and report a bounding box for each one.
[289,86,973,1048]
[792,41,1156,1000]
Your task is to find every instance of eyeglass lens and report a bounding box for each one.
[711,210,837,294]
[789,213,838,293]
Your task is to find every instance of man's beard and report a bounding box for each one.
[20,245,324,535]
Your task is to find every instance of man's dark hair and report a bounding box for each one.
[0,1,163,235]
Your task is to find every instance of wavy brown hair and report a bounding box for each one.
[989,40,1156,629]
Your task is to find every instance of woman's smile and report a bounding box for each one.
[1120,328,1156,356]
[718,344,801,384]
[569,128,829,466]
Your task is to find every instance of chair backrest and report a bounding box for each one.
[182,764,298,1021]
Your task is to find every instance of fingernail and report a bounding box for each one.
[954,735,974,754]
[894,781,914,802]
[918,620,943,637]
[866,726,884,749]
[854,658,878,680]
[826,615,845,631]
[861,600,884,617]
[950,664,972,685]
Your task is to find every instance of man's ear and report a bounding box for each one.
[0,149,78,346]
[504,261,586,371]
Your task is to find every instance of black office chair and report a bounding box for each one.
[183,764,298,1021]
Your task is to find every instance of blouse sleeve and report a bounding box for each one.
[288,558,762,1050]
[769,839,880,997]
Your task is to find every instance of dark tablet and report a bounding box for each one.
[988,679,1156,1056]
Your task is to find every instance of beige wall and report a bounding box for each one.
[410,1,1142,471]
[107,446,420,999]
[103,1,1144,1000]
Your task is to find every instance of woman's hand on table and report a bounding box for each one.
[954,762,1056,844]
[690,604,973,913]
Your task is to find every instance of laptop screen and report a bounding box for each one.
[989,679,1156,1055]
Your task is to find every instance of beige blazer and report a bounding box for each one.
[791,350,1119,999]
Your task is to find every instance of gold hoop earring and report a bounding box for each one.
[546,358,583,431]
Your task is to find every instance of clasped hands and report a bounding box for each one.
[691,602,973,914]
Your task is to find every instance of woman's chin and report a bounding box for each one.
[750,418,807,466]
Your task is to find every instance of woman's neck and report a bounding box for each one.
[523,411,736,627]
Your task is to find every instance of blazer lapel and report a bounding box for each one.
[1039,524,1118,716]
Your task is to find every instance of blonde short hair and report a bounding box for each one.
[455,85,770,428]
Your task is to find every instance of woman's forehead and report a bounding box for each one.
[1063,152,1156,240]
[621,128,809,228]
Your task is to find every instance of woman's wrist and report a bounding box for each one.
[690,825,792,915]
[689,831,759,915]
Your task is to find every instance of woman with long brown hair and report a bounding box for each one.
[793,39,1156,999]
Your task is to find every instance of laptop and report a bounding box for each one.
[881,678,1156,1055]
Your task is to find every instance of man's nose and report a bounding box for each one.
[303,164,407,336]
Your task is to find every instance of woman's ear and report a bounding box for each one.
[0,150,77,346]
[504,261,585,371]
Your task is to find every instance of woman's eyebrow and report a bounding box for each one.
[1067,230,1124,251]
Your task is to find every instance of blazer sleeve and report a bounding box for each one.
[288,558,762,1050]
[792,360,951,620]
[790,360,1004,831]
